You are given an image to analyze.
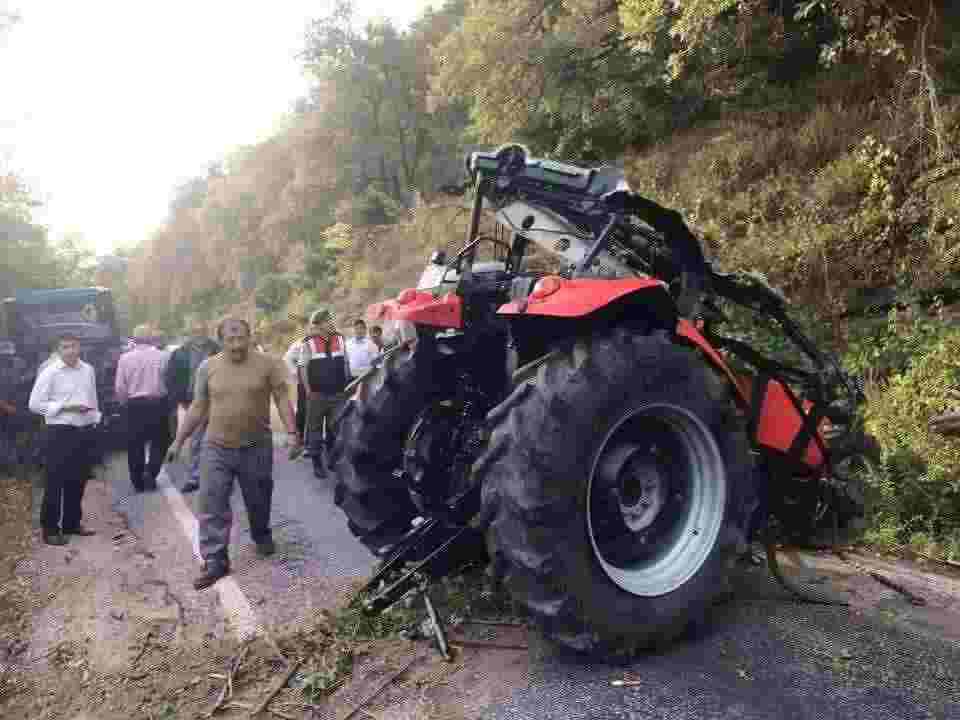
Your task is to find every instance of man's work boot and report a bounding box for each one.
[193,561,230,591]
[255,539,276,557]
[43,530,68,546]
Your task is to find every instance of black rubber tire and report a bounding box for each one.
[331,334,456,554]
[823,431,880,541]
[475,328,755,660]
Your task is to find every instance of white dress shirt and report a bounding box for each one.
[283,340,302,383]
[28,357,101,426]
[344,336,378,378]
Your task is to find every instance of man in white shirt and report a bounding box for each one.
[344,319,379,379]
[28,333,101,546]
[283,322,310,452]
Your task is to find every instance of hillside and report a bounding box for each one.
[113,0,960,558]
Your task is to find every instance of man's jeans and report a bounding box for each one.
[197,440,273,568]
[178,404,207,483]
[190,421,207,482]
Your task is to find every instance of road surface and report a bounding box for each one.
[29,445,960,720]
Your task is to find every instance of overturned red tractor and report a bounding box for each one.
[331,144,870,660]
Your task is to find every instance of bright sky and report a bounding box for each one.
[0,0,432,256]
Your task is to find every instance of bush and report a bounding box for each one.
[865,325,960,553]
[255,273,294,315]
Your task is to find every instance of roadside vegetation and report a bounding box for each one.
[6,3,960,561]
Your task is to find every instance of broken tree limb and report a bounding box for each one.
[250,658,301,718]
[341,655,419,720]
[868,572,928,606]
[130,629,155,671]
[449,640,529,651]
[834,551,928,606]
[205,641,251,718]
[267,710,297,720]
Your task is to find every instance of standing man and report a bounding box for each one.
[165,319,220,493]
[299,309,350,479]
[369,324,384,354]
[0,357,20,471]
[344,319,379,379]
[28,333,100,545]
[165,317,301,590]
[115,324,172,493]
[283,319,308,448]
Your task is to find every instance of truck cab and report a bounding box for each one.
[1,287,128,452]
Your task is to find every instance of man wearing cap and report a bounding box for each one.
[298,309,350,479]
[115,324,172,493]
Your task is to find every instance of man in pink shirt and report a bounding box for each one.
[116,324,172,492]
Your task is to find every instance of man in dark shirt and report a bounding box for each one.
[165,319,221,493]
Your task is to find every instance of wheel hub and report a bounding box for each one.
[587,404,727,597]
[602,445,669,533]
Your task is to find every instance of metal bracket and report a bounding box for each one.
[422,589,452,662]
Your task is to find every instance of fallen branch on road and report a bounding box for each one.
[130,629,155,671]
[835,551,928,606]
[250,658,301,718]
[341,655,419,720]
[205,640,251,718]
[868,571,927,606]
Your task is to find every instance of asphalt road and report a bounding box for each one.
[39,446,960,720]
[482,564,960,720]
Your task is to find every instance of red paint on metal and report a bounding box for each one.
[498,277,669,317]
[676,319,749,408]
[676,319,825,470]
[365,291,463,329]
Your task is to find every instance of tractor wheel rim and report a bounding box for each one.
[587,403,727,597]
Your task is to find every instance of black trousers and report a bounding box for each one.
[125,396,172,490]
[42,424,94,532]
[296,382,306,436]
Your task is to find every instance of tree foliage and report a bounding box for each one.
[0,174,96,297]
[301,0,468,200]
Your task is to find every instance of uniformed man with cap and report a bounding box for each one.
[298,309,350,478]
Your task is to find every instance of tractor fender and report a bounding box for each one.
[676,319,826,472]
[675,319,750,408]
[497,276,672,318]
[366,290,463,330]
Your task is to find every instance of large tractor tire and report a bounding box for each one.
[816,430,880,545]
[331,334,455,555]
[475,329,755,660]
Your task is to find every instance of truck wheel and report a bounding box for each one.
[475,329,755,660]
[331,333,455,555]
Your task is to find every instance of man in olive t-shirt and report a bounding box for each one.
[166,318,302,590]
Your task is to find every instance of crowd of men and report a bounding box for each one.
[24,310,385,590]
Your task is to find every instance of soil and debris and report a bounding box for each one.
[0,465,530,720]
[4,460,960,720]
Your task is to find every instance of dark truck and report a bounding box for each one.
[0,287,128,464]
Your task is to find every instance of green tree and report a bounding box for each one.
[302,0,467,200]
[430,0,706,158]
[255,273,295,314]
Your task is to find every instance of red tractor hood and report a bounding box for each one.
[367,290,464,329]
